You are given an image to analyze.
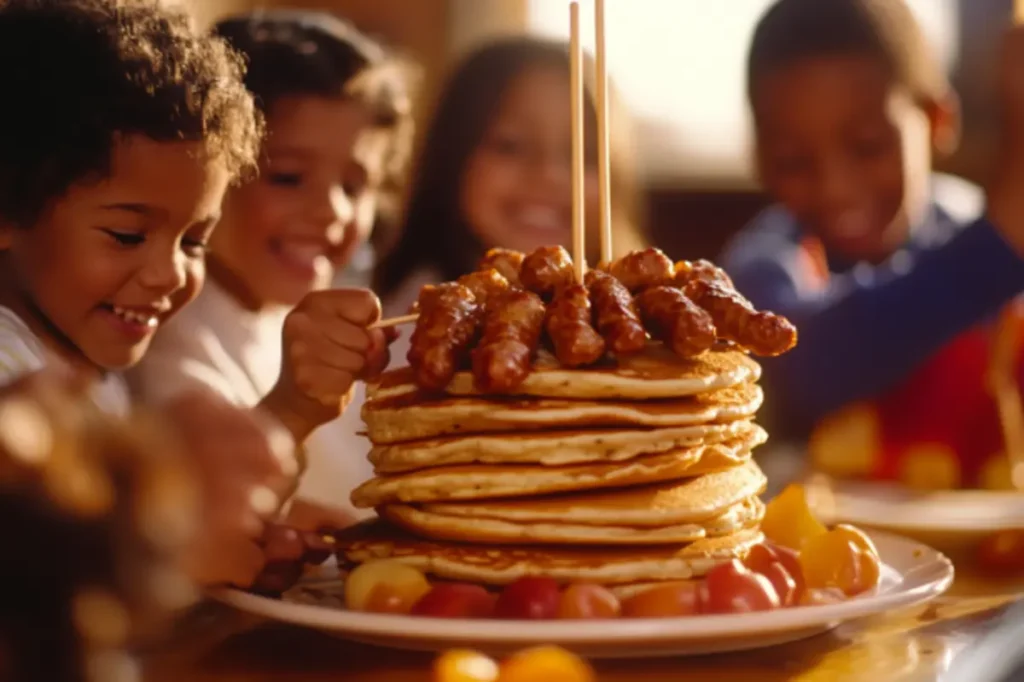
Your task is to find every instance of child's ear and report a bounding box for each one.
[925,92,961,156]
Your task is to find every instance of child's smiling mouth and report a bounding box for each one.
[99,303,168,340]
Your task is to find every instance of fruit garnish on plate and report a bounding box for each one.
[434,646,595,682]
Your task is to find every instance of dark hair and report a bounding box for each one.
[214,9,413,198]
[0,0,262,228]
[373,36,643,298]
[747,0,949,110]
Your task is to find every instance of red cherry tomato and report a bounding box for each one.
[744,544,802,606]
[703,559,781,614]
[411,584,496,619]
[494,577,562,620]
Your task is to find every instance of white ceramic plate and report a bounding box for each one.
[807,479,1024,534]
[214,530,953,658]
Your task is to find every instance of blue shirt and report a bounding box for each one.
[720,175,1024,434]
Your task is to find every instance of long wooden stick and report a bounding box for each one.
[595,0,612,266]
[994,2,1024,490]
[570,1,586,283]
[369,313,418,330]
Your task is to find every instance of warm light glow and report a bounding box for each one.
[529,0,959,185]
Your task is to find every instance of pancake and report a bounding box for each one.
[336,519,763,585]
[420,459,767,527]
[351,432,763,508]
[369,420,762,473]
[362,383,762,444]
[379,496,763,545]
[367,346,760,401]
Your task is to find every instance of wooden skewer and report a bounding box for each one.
[595,0,612,266]
[988,306,1024,489]
[374,4,590,327]
[370,313,418,330]
[994,3,1024,490]
[570,1,586,284]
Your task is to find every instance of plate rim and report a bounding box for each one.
[213,529,954,645]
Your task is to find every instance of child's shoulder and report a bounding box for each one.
[720,204,804,272]
[0,306,46,386]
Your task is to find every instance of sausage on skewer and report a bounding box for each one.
[608,247,675,293]
[407,282,480,391]
[584,269,647,355]
[546,283,605,367]
[479,248,525,287]
[458,269,515,311]
[684,279,797,357]
[472,289,546,393]
[673,259,734,289]
[520,246,575,299]
[636,286,716,358]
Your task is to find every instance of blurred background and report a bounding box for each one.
[183,0,1019,260]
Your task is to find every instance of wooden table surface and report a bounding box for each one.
[144,573,1024,682]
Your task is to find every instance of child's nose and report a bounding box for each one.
[139,249,188,294]
[816,157,860,210]
[309,183,354,231]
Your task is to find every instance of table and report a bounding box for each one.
[144,575,1024,682]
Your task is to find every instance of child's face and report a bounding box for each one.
[753,54,934,264]
[460,65,600,256]
[0,136,229,371]
[211,96,385,308]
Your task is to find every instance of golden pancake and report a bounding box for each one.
[351,432,763,508]
[362,383,762,444]
[379,496,763,545]
[420,460,767,527]
[367,346,760,401]
[336,519,763,585]
[369,420,761,473]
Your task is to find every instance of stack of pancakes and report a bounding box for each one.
[338,345,769,591]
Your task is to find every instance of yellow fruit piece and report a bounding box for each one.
[499,646,595,682]
[899,444,960,490]
[761,484,827,551]
[980,455,1013,491]
[344,560,430,613]
[800,526,882,596]
[808,404,879,477]
[434,650,500,682]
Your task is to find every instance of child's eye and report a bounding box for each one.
[850,136,889,160]
[180,239,209,257]
[267,172,303,187]
[102,229,144,247]
[488,135,527,157]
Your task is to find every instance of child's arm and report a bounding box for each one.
[726,218,1024,430]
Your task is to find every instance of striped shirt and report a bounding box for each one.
[0,305,130,416]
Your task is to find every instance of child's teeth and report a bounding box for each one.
[113,306,158,328]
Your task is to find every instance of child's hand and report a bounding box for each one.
[163,391,297,588]
[262,288,394,442]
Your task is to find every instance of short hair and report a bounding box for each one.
[214,9,413,195]
[0,0,262,228]
[746,0,949,109]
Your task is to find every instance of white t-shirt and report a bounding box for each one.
[126,281,374,517]
[0,305,130,416]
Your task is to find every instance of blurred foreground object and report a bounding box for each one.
[0,371,199,682]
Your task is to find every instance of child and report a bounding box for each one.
[128,10,410,523]
[373,36,646,320]
[721,0,1024,488]
[0,0,383,585]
